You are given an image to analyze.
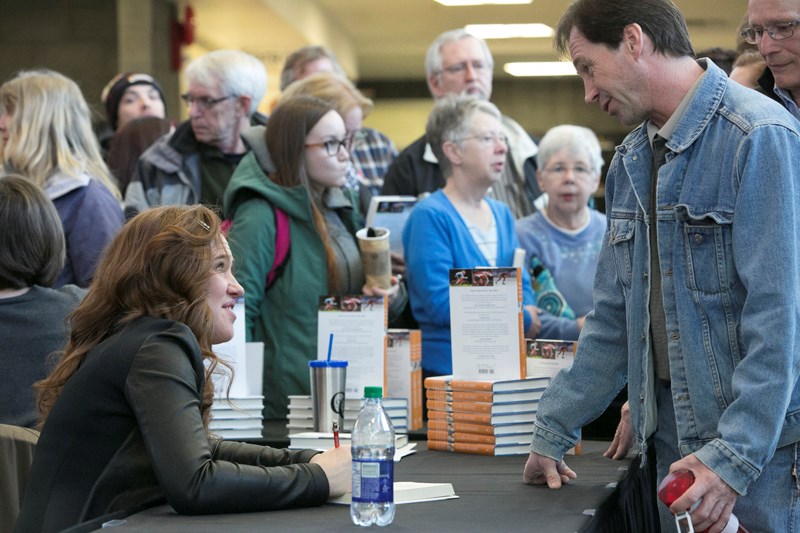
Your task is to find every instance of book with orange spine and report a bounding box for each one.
[425,388,546,404]
[426,418,534,437]
[427,429,531,446]
[423,375,549,393]
[427,437,582,456]
[427,439,529,456]
[426,408,537,425]
[425,397,542,415]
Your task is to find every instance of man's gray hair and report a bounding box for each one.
[185,49,267,115]
[280,45,346,91]
[424,29,494,83]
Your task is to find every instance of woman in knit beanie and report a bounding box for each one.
[101,72,166,132]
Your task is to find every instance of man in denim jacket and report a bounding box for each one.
[524,0,800,531]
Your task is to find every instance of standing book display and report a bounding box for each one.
[449,267,526,381]
[316,295,388,398]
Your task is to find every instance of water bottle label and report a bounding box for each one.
[352,459,394,503]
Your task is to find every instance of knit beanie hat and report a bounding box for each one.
[101,72,166,130]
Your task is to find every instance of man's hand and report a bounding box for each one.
[667,455,738,533]
[523,452,577,488]
[603,401,632,460]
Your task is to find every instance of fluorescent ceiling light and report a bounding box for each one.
[465,23,553,39]
[504,62,577,77]
[435,0,532,5]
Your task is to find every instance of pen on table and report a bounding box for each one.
[332,420,340,448]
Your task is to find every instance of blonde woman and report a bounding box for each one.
[0,69,123,287]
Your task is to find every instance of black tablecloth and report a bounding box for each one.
[86,441,630,533]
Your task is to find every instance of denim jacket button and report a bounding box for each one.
[671,332,680,340]
[665,270,672,276]
[693,234,703,244]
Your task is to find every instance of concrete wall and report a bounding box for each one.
[0,0,178,127]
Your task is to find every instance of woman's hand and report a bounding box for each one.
[310,445,352,497]
[363,275,401,302]
[390,252,406,276]
[523,305,542,338]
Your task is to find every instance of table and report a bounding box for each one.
[86,441,629,533]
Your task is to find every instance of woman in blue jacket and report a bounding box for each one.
[403,96,574,377]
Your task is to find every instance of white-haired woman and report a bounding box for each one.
[516,124,606,340]
[0,69,123,287]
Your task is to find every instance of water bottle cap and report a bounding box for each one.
[364,386,383,398]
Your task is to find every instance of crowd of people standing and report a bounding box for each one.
[3,0,800,530]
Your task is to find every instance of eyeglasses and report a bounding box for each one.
[442,60,490,75]
[305,136,353,157]
[180,94,236,110]
[740,20,800,44]
[542,164,594,179]
[456,132,508,147]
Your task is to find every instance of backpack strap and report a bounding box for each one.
[265,206,290,290]
[220,201,291,292]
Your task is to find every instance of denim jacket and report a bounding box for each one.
[530,60,800,495]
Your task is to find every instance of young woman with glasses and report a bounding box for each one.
[223,96,404,420]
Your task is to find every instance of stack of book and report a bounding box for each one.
[210,395,264,440]
[424,375,550,456]
[286,395,409,435]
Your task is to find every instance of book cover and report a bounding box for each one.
[427,408,538,425]
[385,329,423,430]
[425,388,546,404]
[317,295,388,397]
[425,397,542,415]
[364,196,417,255]
[426,419,534,437]
[423,375,549,393]
[449,267,526,381]
[526,339,577,379]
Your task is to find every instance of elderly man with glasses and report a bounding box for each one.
[747,0,800,119]
[125,50,268,216]
[382,29,542,220]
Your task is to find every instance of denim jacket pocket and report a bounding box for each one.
[609,218,636,289]
[676,205,736,294]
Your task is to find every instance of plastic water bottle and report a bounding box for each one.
[350,386,396,527]
[657,469,750,533]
